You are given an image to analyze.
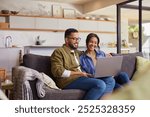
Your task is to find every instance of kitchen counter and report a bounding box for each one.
[24,45,137,56]
[0,47,23,49]
[24,45,86,56]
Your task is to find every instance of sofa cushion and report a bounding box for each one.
[111,52,143,79]
[29,79,85,100]
[23,54,54,78]
[42,86,85,100]
[132,56,150,81]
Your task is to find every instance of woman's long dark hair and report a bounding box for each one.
[86,33,100,50]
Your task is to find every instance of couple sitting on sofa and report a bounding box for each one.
[50,28,130,100]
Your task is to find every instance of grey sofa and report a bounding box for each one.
[12,52,143,100]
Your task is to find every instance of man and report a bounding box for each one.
[51,28,115,100]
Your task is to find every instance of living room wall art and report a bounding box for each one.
[52,5,63,17]
[63,8,75,18]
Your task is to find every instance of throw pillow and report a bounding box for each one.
[0,89,8,100]
[21,66,60,89]
[132,56,150,81]
[39,73,60,90]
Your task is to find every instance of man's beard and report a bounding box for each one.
[68,43,78,50]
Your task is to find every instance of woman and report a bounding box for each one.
[80,33,130,91]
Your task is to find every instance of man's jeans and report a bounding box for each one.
[64,77,115,100]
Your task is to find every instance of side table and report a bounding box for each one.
[1,80,13,99]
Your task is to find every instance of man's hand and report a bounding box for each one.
[81,72,93,78]
[70,71,93,78]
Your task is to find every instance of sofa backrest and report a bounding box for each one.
[111,52,143,79]
[23,52,143,81]
[23,54,54,78]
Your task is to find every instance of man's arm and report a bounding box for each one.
[51,49,66,78]
[70,71,92,78]
[51,49,91,78]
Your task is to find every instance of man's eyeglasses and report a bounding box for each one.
[68,37,81,42]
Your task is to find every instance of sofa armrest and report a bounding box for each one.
[12,66,43,100]
[12,67,25,100]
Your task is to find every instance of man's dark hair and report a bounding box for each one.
[65,28,78,38]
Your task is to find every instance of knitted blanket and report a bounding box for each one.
[20,66,59,100]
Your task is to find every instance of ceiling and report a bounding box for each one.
[89,0,150,24]
[35,0,127,13]
[35,0,94,5]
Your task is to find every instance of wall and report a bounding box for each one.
[0,0,118,76]
[0,30,116,48]
[0,0,116,49]
[0,0,83,16]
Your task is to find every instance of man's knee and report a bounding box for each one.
[96,80,106,90]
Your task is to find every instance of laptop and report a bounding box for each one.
[94,56,123,78]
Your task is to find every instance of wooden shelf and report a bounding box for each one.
[0,28,116,34]
[0,13,115,22]
[0,14,10,17]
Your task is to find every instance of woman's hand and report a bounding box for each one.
[105,53,112,57]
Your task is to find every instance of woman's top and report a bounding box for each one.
[80,50,106,76]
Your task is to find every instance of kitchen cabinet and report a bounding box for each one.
[35,17,58,29]
[0,14,116,34]
[9,16,35,29]
[58,19,78,30]
[78,20,98,31]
